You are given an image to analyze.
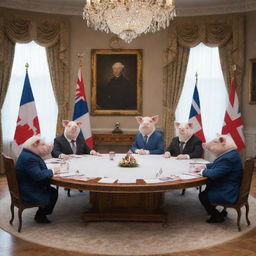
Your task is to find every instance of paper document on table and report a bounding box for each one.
[45,158,61,164]
[57,172,78,177]
[98,178,117,183]
[117,178,137,183]
[69,175,94,181]
[144,179,162,183]
[189,160,210,164]
[179,174,199,180]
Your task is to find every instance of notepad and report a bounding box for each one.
[117,178,137,183]
[98,178,117,183]
[179,174,198,180]
[144,179,162,184]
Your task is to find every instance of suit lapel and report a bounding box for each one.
[62,135,73,154]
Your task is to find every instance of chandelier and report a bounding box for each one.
[83,0,176,43]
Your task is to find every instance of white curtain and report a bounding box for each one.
[1,41,58,155]
[175,43,228,142]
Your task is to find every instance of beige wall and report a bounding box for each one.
[69,16,166,133]
[243,11,256,129]
[1,8,255,135]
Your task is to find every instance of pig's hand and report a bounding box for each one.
[59,154,70,160]
[138,149,147,155]
[53,167,61,175]
[163,151,171,158]
[176,154,189,160]
[90,150,101,156]
[127,150,133,155]
[190,164,206,174]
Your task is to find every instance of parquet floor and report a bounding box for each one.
[1,173,256,256]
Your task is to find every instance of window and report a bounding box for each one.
[1,41,58,154]
[175,43,228,142]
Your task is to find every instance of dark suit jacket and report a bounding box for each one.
[166,135,203,158]
[15,149,53,205]
[202,150,242,204]
[51,134,91,158]
[130,131,164,154]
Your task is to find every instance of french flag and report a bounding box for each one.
[189,79,206,143]
[73,67,93,148]
[12,68,41,157]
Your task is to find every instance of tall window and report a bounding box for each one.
[1,41,58,154]
[175,43,228,142]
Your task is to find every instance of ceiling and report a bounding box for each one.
[0,0,255,16]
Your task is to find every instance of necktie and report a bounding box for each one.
[71,140,77,154]
[144,135,148,144]
[179,142,185,153]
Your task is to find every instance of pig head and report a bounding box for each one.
[203,134,237,157]
[62,120,82,140]
[23,136,53,157]
[175,122,194,142]
[136,115,159,136]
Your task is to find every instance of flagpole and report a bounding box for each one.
[77,53,84,68]
[232,64,236,81]
[195,72,198,82]
[25,62,29,73]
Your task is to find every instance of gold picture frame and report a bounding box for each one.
[91,49,142,115]
[249,58,256,104]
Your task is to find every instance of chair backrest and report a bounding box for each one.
[237,158,255,204]
[1,153,21,205]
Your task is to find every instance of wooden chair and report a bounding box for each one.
[1,153,46,232]
[212,158,254,232]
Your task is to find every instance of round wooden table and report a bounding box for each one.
[49,154,208,224]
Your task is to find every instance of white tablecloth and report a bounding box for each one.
[46,154,209,182]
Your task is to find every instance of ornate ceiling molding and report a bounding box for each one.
[0,0,256,16]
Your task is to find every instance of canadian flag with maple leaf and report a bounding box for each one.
[12,69,41,157]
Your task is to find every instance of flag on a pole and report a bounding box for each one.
[12,65,41,156]
[189,75,206,142]
[73,66,93,148]
[221,78,245,151]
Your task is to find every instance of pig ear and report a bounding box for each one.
[76,121,82,127]
[188,122,193,129]
[135,116,143,124]
[62,120,70,127]
[219,136,226,144]
[175,122,180,128]
[151,115,159,123]
[32,138,41,147]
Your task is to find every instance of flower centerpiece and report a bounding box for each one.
[119,154,138,167]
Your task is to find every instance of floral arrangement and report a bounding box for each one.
[119,154,138,167]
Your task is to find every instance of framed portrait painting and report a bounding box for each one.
[249,58,256,104]
[91,49,142,115]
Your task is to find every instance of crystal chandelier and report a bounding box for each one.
[83,0,176,43]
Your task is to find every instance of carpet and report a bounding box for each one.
[0,188,255,256]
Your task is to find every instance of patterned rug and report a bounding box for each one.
[0,188,255,256]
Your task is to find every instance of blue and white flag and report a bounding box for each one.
[189,78,205,142]
[12,69,41,156]
[72,67,93,148]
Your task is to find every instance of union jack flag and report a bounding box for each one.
[189,78,206,142]
[222,78,245,151]
[12,69,41,157]
[73,67,93,148]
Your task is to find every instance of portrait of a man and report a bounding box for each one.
[91,49,142,115]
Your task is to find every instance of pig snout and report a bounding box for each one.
[71,125,78,133]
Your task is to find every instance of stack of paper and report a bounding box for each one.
[98,178,117,183]
[117,178,137,183]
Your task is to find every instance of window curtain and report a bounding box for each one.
[163,15,245,146]
[0,15,69,173]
